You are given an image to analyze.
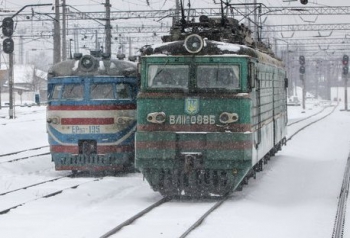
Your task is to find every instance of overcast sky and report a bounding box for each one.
[1,0,350,12]
[1,0,350,65]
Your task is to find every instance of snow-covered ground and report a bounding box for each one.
[0,102,350,238]
[0,106,48,154]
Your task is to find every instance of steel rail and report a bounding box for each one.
[0,178,101,215]
[179,196,229,238]
[287,105,336,141]
[99,197,171,238]
[287,106,328,126]
[0,172,82,196]
[179,105,337,237]
[0,145,49,158]
[331,152,350,238]
[0,152,50,164]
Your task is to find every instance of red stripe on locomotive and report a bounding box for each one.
[47,104,136,111]
[51,145,134,154]
[61,118,114,125]
[136,141,252,150]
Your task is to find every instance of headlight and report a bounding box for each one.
[79,55,98,71]
[47,117,60,124]
[147,112,166,124]
[184,34,203,54]
[219,112,239,124]
[116,117,134,124]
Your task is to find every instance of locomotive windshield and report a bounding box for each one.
[197,65,240,89]
[48,82,135,101]
[62,84,84,100]
[148,65,189,89]
[90,83,133,100]
[146,63,241,91]
[90,83,114,99]
[116,83,133,99]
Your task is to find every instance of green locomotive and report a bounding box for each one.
[135,15,288,197]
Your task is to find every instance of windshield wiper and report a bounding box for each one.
[153,59,170,80]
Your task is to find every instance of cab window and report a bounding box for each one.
[116,83,132,99]
[62,84,84,100]
[90,83,114,99]
[197,65,240,89]
[148,65,189,89]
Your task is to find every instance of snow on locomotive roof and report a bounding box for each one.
[142,37,284,69]
[214,40,242,52]
[48,54,137,79]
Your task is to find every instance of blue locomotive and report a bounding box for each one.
[46,53,138,172]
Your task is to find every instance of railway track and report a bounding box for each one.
[0,176,101,215]
[0,172,83,196]
[0,145,49,158]
[98,105,338,238]
[287,106,328,126]
[287,105,336,141]
[100,197,171,238]
[331,152,350,238]
[0,146,50,164]
[99,196,229,238]
[0,105,340,237]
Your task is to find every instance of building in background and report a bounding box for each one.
[0,65,47,106]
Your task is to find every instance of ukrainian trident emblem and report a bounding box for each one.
[185,98,199,115]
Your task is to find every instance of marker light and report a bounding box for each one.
[219,112,239,124]
[147,112,166,124]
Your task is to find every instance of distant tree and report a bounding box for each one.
[30,51,52,72]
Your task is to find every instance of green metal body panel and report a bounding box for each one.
[136,53,287,196]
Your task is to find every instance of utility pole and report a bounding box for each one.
[342,55,349,111]
[62,0,67,60]
[53,0,61,63]
[105,0,111,55]
[128,37,132,58]
[344,74,348,111]
[299,55,306,111]
[1,4,51,118]
[19,36,23,64]
[8,53,13,118]
[95,30,99,51]
[174,0,180,26]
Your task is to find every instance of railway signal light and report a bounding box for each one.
[343,55,349,75]
[2,17,14,37]
[3,38,14,54]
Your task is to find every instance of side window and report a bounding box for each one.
[90,83,114,99]
[62,84,84,100]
